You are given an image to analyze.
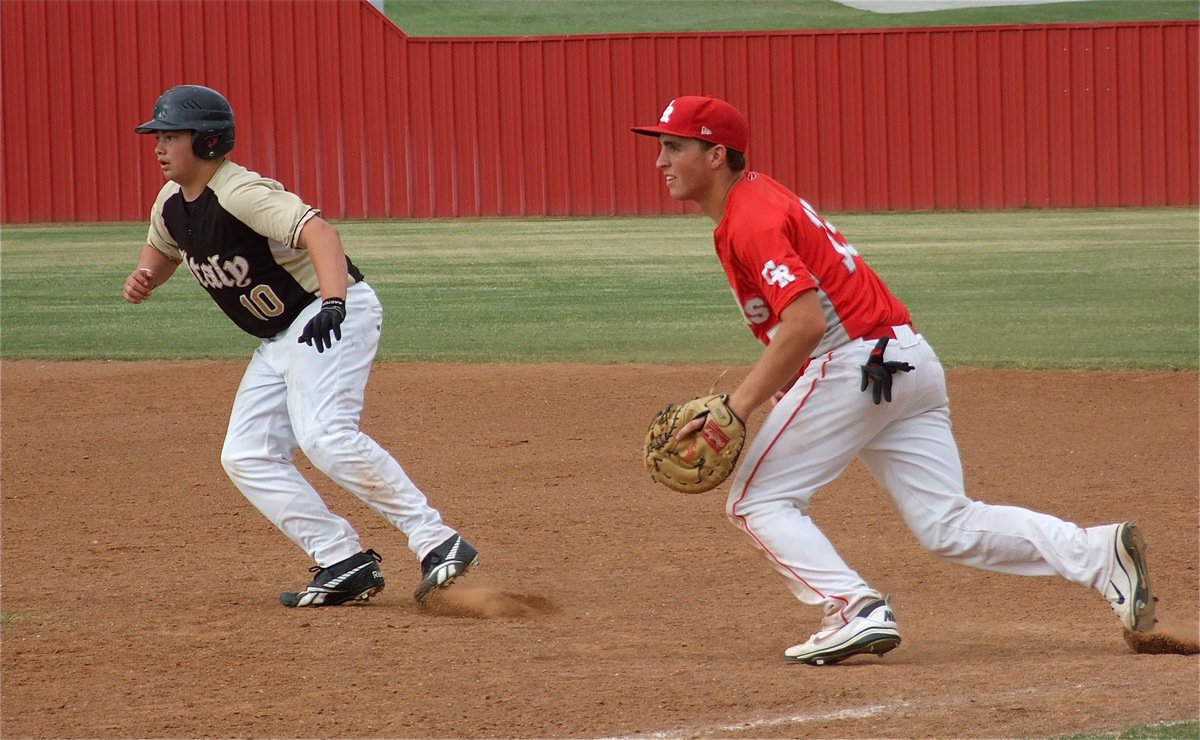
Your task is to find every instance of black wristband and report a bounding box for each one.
[321,297,346,317]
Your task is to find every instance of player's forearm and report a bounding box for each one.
[729,333,815,419]
[124,244,179,303]
[299,217,349,301]
[137,244,180,286]
[728,293,824,420]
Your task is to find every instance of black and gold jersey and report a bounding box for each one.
[146,160,363,338]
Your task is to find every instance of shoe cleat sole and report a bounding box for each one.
[355,585,384,602]
[279,583,385,608]
[414,553,481,604]
[1120,523,1155,632]
[787,633,901,666]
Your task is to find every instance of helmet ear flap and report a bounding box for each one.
[194,132,218,159]
[191,129,235,160]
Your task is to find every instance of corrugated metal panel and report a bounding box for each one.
[1093,26,1120,207]
[3,0,30,222]
[22,0,53,222]
[905,32,936,210]
[1190,26,1200,206]
[1163,25,1192,206]
[998,28,1027,208]
[0,1,1195,223]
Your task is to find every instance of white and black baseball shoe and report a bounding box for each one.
[279,549,385,607]
[785,598,901,666]
[414,534,480,604]
[1104,521,1155,632]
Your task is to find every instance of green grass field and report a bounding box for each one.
[385,0,1198,37]
[1062,724,1200,740]
[1,208,1196,368]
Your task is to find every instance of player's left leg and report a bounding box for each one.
[285,281,458,561]
[857,337,1152,628]
[863,405,1115,582]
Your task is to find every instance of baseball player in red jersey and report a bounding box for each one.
[124,85,478,607]
[632,96,1155,665]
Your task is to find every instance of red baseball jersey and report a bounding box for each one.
[713,172,911,356]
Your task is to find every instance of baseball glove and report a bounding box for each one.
[644,394,746,494]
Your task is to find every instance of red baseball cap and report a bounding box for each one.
[631,96,749,153]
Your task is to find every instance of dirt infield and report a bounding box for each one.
[2,361,1197,739]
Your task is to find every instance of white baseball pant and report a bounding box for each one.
[221,281,455,567]
[726,325,1118,620]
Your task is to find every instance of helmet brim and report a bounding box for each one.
[134,118,192,134]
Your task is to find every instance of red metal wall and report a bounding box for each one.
[1,0,412,223]
[1,0,1195,223]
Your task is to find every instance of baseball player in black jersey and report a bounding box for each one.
[124,85,478,607]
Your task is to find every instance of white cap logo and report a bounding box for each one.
[701,126,712,135]
[660,99,675,123]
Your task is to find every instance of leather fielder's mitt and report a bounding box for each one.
[644,394,746,494]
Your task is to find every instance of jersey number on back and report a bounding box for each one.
[800,198,859,273]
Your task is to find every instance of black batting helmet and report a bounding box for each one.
[135,84,236,160]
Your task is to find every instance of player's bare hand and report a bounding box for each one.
[674,397,747,441]
[674,415,706,441]
[124,268,156,304]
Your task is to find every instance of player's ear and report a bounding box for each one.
[708,143,728,170]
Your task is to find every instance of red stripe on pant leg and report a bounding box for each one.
[730,353,841,606]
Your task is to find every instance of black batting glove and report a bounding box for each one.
[860,337,914,404]
[298,297,346,353]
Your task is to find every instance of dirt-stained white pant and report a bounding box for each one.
[726,325,1118,623]
[221,281,455,567]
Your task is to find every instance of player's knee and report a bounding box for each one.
[726,494,753,524]
[727,496,780,531]
[922,534,968,558]
[724,496,741,522]
[915,520,974,559]
[296,424,359,469]
[220,443,256,481]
